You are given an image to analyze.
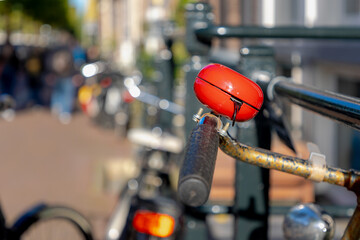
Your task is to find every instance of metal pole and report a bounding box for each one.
[183,3,213,239]
[232,46,275,240]
[195,25,360,40]
[184,2,213,139]
[154,22,175,131]
[342,201,360,240]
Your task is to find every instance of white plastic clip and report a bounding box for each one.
[307,142,327,182]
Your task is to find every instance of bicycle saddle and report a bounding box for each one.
[194,63,263,122]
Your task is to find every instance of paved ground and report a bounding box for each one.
[0,109,134,239]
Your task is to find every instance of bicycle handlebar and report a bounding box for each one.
[179,110,360,237]
[272,80,360,130]
[177,115,219,207]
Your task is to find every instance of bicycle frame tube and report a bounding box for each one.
[273,80,360,130]
[343,204,360,240]
[218,134,360,189]
[195,26,360,40]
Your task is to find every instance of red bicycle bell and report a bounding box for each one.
[194,63,264,122]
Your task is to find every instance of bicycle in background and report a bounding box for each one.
[78,61,133,137]
[104,64,185,240]
[0,203,93,240]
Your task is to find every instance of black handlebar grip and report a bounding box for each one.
[178,116,219,207]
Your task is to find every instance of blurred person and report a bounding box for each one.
[86,45,100,63]
[49,34,77,124]
[69,37,87,99]
[25,47,44,106]
[71,39,87,70]
[0,42,19,97]
[41,48,58,107]
[12,46,31,110]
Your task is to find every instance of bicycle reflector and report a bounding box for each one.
[132,210,175,238]
[194,63,264,122]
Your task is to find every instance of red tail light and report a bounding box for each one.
[132,210,175,238]
[122,89,134,103]
[194,63,264,122]
[100,77,112,88]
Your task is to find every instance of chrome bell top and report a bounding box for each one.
[283,203,335,240]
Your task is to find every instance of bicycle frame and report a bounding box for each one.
[191,75,360,239]
[219,133,360,240]
[0,203,93,240]
[104,18,184,238]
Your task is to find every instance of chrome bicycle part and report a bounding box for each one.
[283,203,335,240]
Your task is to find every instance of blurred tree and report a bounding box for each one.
[169,0,196,82]
[15,0,75,31]
[173,0,196,27]
[0,0,12,37]
[0,0,76,37]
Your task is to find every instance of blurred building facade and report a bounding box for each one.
[84,0,178,72]
[83,0,243,71]
[83,0,360,189]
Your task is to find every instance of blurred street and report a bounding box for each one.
[0,108,238,239]
[0,109,133,239]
